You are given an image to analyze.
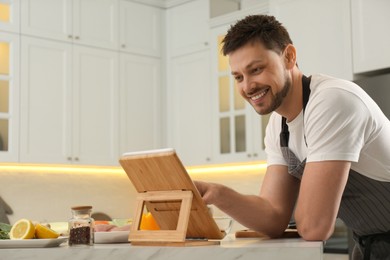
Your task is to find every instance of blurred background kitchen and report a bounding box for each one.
[1,0,389,259]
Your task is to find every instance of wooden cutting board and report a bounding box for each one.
[119,148,224,240]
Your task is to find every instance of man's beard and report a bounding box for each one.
[256,76,291,115]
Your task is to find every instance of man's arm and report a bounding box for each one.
[195,164,300,238]
[294,160,350,241]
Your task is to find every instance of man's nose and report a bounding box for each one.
[242,77,256,94]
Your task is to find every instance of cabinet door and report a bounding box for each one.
[0,0,20,33]
[210,25,266,164]
[119,0,161,57]
[72,45,119,165]
[73,0,119,50]
[167,0,209,57]
[270,0,353,80]
[0,32,19,162]
[21,0,73,42]
[21,0,119,50]
[351,0,390,73]
[20,36,72,163]
[168,50,213,166]
[119,53,162,154]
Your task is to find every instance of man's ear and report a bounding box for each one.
[284,44,297,69]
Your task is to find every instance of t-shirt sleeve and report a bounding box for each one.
[305,86,370,163]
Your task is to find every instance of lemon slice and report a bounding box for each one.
[9,219,35,240]
[35,223,60,239]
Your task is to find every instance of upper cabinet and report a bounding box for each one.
[269,0,353,80]
[0,31,19,162]
[351,0,390,74]
[119,0,162,57]
[166,0,213,166]
[167,0,209,57]
[168,49,213,166]
[119,53,162,155]
[20,36,119,165]
[21,0,119,50]
[0,0,20,33]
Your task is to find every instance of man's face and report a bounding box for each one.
[229,41,291,115]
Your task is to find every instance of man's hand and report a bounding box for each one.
[193,180,223,205]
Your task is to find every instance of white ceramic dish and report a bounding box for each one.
[94,231,130,244]
[0,237,68,248]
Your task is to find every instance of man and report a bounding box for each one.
[195,15,390,260]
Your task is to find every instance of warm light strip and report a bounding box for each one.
[0,164,125,175]
[0,161,268,175]
[187,161,267,175]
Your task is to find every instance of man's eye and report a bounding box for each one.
[252,67,262,74]
[234,75,243,82]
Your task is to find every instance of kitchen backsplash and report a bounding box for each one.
[0,167,266,232]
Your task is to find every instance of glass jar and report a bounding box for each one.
[68,206,94,246]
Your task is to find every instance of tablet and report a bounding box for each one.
[119,148,224,240]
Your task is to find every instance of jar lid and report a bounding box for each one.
[71,206,92,210]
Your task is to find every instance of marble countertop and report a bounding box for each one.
[0,235,324,260]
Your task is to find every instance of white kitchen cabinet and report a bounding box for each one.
[21,0,119,50]
[20,36,119,165]
[210,23,267,164]
[165,0,213,166]
[119,0,162,57]
[269,0,353,80]
[0,31,19,162]
[351,0,390,74]
[119,53,162,154]
[167,50,213,166]
[166,0,209,57]
[0,0,20,33]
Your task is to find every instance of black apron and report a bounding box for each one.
[279,75,390,260]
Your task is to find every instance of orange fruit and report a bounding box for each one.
[9,219,35,240]
[35,223,60,239]
[140,212,160,230]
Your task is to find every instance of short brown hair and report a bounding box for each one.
[222,15,293,56]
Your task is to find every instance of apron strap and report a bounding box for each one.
[280,75,311,147]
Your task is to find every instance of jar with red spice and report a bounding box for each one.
[68,206,94,246]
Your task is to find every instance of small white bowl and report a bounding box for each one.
[94,231,130,244]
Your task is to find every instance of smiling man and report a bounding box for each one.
[195,15,390,260]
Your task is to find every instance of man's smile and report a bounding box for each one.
[250,88,269,102]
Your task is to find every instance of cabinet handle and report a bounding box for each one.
[204,42,208,46]
[75,36,80,40]
[121,44,126,48]
[68,35,73,39]
[247,154,252,158]
[206,157,210,162]
[253,153,258,157]
[74,157,79,161]
[67,157,72,161]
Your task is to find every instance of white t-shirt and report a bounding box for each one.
[265,74,390,181]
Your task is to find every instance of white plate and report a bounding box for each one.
[94,231,130,244]
[0,237,68,248]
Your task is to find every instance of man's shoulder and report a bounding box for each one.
[310,74,355,92]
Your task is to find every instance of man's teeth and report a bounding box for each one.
[251,90,267,100]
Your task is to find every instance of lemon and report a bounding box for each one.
[35,223,60,239]
[9,219,35,240]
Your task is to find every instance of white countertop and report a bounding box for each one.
[0,235,324,260]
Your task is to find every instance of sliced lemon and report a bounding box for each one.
[35,223,60,239]
[9,219,35,240]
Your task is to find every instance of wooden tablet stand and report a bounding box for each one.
[119,148,225,246]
